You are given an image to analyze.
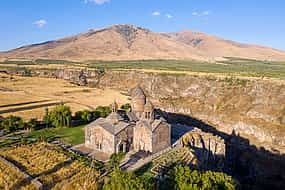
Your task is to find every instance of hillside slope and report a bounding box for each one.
[1,24,285,62]
[166,31,285,61]
[0,25,204,61]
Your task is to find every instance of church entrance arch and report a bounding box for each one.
[116,141,127,153]
[139,140,145,151]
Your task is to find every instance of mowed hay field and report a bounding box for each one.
[0,73,129,120]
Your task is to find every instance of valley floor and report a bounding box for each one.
[0,73,128,120]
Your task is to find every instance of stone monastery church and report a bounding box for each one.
[84,86,171,155]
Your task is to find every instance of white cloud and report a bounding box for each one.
[84,0,110,5]
[192,11,211,17]
[166,14,173,19]
[152,11,161,16]
[202,11,210,16]
[33,19,47,28]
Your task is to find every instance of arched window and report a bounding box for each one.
[145,111,151,119]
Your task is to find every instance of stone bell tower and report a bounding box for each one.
[111,100,118,113]
[142,98,154,121]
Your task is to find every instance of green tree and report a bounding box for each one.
[0,116,3,130]
[95,106,111,118]
[121,103,131,111]
[49,105,72,128]
[43,107,50,128]
[170,165,236,190]
[25,118,38,131]
[107,152,125,170]
[103,168,154,190]
[1,115,24,132]
[74,110,93,123]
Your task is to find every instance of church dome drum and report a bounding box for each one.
[144,98,154,112]
[131,86,146,113]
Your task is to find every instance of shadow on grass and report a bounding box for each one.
[133,162,153,177]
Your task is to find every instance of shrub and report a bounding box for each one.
[43,107,50,128]
[103,168,155,190]
[1,115,24,132]
[25,118,39,131]
[0,116,3,130]
[107,152,126,170]
[74,106,112,124]
[74,110,93,123]
[48,105,72,128]
[121,103,131,111]
[95,106,111,118]
[170,165,236,190]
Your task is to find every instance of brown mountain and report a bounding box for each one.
[166,30,285,62]
[1,24,285,62]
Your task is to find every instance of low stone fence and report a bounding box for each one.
[0,156,43,190]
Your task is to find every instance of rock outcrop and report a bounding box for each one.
[98,70,285,150]
[180,128,226,170]
[3,68,285,152]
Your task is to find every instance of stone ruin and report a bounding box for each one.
[180,128,226,170]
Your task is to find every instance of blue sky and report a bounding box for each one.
[0,0,284,51]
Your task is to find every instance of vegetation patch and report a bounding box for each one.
[17,125,85,145]
[169,165,236,190]
[0,158,36,190]
[1,59,80,65]
[0,142,102,190]
[87,58,285,78]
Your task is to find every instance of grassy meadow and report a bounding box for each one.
[1,57,285,78]
[88,58,285,78]
[17,125,85,145]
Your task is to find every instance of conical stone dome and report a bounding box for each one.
[131,86,146,99]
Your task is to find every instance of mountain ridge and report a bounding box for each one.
[1,24,285,62]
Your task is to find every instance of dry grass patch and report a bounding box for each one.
[0,159,37,190]
[0,143,70,176]
[0,73,128,120]
[40,161,100,190]
[0,142,101,190]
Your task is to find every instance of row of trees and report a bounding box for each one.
[101,164,236,190]
[43,103,131,128]
[43,105,112,128]
[0,116,38,133]
[0,104,114,133]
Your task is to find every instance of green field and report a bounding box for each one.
[1,57,285,78]
[0,125,85,148]
[1,59,80,65]
[88,58,285,78]
[24,125,85,145]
